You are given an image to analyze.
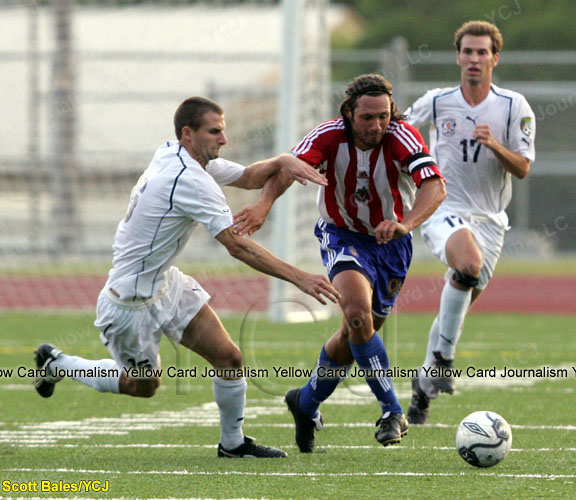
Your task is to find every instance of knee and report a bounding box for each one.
[214,344,243,369]
[342,303,373,336]
[122,376,161,398]
[458,261,482,278]
[447,237,482,278]
[452,268,481,289]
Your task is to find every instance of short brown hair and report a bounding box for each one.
[339,73,404,126]
[174,96,223,139]
[454,21,503,54]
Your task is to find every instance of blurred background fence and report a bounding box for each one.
[1,0,575,274]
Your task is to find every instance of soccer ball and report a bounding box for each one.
[455,411,512,468]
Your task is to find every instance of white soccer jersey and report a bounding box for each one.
[107,141,245,300]
[406,84,535,225]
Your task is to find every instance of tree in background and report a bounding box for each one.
[334,0,574,50]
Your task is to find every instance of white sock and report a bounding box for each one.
[213,376,246,450]
[423,316,440,368]
[419,316,440,398]
[50,355,121,393]
[435,282,472,359]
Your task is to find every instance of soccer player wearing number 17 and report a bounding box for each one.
[404,21,536,424]
[282,74,445,451]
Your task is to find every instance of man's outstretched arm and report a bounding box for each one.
[215,227,339,305]
[232,154,322,236]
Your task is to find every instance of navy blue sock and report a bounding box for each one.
[349,333,402,415]
[299,346,349,418]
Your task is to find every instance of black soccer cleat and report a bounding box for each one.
[431,351,456,394]
[375,412,409,447]
[285,388,323,453]
[217,436,287,458]
[34,343,63,398]
[407,376,431,425]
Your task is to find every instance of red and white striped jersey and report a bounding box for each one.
[292,118,441,235]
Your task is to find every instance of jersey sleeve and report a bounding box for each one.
[291,119,343,167]
[206,158,246,186]
[507,95,536,162]
[176,169,234,238]
[405,89,437,129]
[389,121,443,188]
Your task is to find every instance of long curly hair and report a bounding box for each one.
[339,74,405,138]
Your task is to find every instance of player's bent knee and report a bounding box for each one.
[121,375,161,398]
[214,345,243,369]
[452,269,480,288]
[342,303,372,332]
[136,377,161,398]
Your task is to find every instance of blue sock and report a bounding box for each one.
[349,333,402,415]
[299,346,349,418]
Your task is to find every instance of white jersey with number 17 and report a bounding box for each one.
[406,84,535,227]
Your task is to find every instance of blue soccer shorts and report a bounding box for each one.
[314,218,413,318]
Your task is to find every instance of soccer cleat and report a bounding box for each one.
[285,388,324,453]
[407,376,430,425]
[217,436,287,458]
[34,343,63,398]
[374,412,409,447]
[430,351,456,394]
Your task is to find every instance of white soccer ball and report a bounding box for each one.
[455,411,512,468]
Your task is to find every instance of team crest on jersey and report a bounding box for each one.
[520,117,533,137]
[354,187,370,203]
[441,118,456,136]
[348,246,359,257]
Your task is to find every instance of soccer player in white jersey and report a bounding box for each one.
[237,74,446,451]
[404,21,536,424]
[33,96,340,458]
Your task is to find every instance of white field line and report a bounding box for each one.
[2,364,575,448]
[3,421,576,446]
[2,421,576,446]
[3,443,575,453]
[3,468,576,480]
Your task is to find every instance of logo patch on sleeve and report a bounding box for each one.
[520,117,533,137]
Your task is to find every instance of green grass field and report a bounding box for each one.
[1,311,575,499]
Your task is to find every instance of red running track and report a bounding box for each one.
[0,275,574,315]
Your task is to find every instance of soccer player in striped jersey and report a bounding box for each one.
[280,74,446,451]
[33,96,340,458]
[404,21,536,425]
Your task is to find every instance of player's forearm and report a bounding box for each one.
[257,167,294,212]
[217,229,300,284]
[402,177,446,232]
[475,125,531,179]
[492,145,531,179]
[234,239,301,284]
[239,158,282,190]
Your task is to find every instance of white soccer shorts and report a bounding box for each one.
[419,208,506,290]
[94,266,210,371]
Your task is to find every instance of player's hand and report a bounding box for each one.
[295,272,340,305]
[374,220,410,244]
[281,154,327,187]
[473,124,499,150]
[233,203,269,236]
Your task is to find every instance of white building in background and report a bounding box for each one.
[1,3,345,161]
[0,2,345,258]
